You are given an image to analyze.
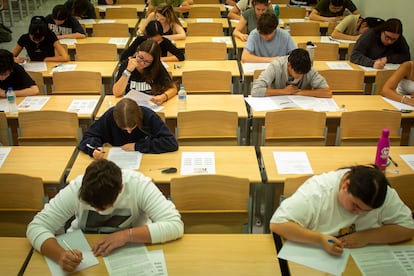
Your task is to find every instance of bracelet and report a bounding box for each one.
[401,95,407,103]
[163,93,169,102]
[122,69,131,78]
[129,228,133,242]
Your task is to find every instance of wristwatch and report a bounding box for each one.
[122,69,131,78]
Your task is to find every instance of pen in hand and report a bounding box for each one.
[86,143,105,153]
[62,239,82,263]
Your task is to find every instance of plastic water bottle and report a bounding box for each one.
[274,4,280,18]
[374,128,390,171]
[177,84,187,111]
[6,87,18,115]
[306,41,316,66]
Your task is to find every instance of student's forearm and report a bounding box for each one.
[44,55,69,62]
[309,13,329,22]
[298,88,332,98]
[161,55,179,62]
[15,86,40,97]
[112,76,129,97]
[59,33,86,39]
[241,53,275,63]
[40,238,67,263]
[270,222,325,245]
[265,88,289,96]
[163,86,178,100]
[164,33,186,40]
[331,30,358,41]
[355,225,414,245]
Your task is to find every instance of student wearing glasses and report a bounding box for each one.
[350,18,410,69]
[270,165,414,256]
[113,39,178,105]
[309,0,359,23]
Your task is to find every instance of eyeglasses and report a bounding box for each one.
[383,32,398,43]
[136,54,153,65]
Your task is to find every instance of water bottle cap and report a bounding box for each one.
[180,84,184,89]
[382,128,390,136]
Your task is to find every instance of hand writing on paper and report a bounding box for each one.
[321,235,343,256]
[92,147,105,160]
[58,249,83,272]
[339,232,367,248]
[121,143,135,151]
[374,57,387,69]
[92,231,128,257]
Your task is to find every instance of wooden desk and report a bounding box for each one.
[139,17,231,31]
[96,4,146,16]
[24,234,280,275]
[189,3,227,12]
[0,237,32,275]
[0,146,76,185]
[36,61,118,94]
[79,18,139,36]
[173,36,234,50]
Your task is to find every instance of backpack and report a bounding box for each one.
[0,23,12,42]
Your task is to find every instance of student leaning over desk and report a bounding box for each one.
[381,60,414,107]
[309,0,359,23]
[45,4,86,40]
[27,159,184,273]
[252,48,332,98]
[113,39,178,105]
[0,49,39,97]
[331,15,384,41]
[78,98,178,159]
[270,165,414,256]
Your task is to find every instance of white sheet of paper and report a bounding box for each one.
[325,61,354,70]
[242,62,270,74]
[148,250,168,276]
[98,19,117,24]
[273,151,313,174]
[0,147,11,167]
[181,152,216,175]
[288,18,306,22]
[45,230,99,276]
[244,97,280,111]
[23,62,47,72]
[358,64,400,72]
[320,36,356,44]
[97,5,121,10]
[196,18,213,22]
[211,37,232,44]
[278,240,350,275]
[289,95,339,112]
[51,64,77,73]
[60,38,77,45]
[103,244,157,276]
[382,97,414,111]
[67,99,99,114]
[124,90,165,112]
[18,96,50,110]
[107,148,142,170]
[78,19,96,24]
[399,154,414,171]
[0,99,8,112]
[351,245,414,275]
[109,37,129,46]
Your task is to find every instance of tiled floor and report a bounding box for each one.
[0,0,61,52]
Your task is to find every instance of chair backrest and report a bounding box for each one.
[275,175,313,211]
[176,110,239,145]
[388,174,414,213]
[93,23,130,37]
[298,42,339,60]
[182,70,232,93]
[318,69,365,94]
[279,6,306,18]
[346,42,355,60]
[105,7,137,19]
[188,6,221,18]
[170,174,250,233]
[373,69,397,95]
[289,22,320,36]
[0,173,44,237]
[326,22,338,36]
[52,71,102,95]
[18,110,80,146]
[263,109,327,146]
[253,69,264,80]
[187,22,223,36]
[185,42,227,60]
[337,110,402,146]
[0,112,10,146]
[27,71,45,95]
[75,43,118,61]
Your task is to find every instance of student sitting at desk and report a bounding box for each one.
[121,20,184,62]
[309,0,359,23]
[45,5,86,39]
[79,98,178,158]
[252,48,331,97]
[0,49,39,97]
[241,13,297,63]
[12,16,69,63]
[331,15,384,41]
[350,18,410,69]
[113,39,178,104]
[233,0,274,42]
[270,165,414,256]
[146,0,193,16]
[228,0,253,21]
[381,60,414,107]
[27,159,184,272]
[64,0,96,20]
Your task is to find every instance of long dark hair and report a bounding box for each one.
[374,18,403,43]
[136,39,162,85]
[29,16,48,41]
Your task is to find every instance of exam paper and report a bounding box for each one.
[351,245,414,275]
[242,62,270,74]
[98,19,117,24]
[103,244,157,276]
[148,250,168,276]
[273,151,313,174]
[45,230,99,276]
[23,62,47,72]
[59,38,77,45]
[124,90,165,112]
[51,64,77,73]
[399,154,414,171]
[325,61,354,70]
[107,148,143,170]
[67,99,99,114]
[78,19,96,24]
[18,96,50,110]
[0,147,11,167]
[278,240,350,275]
[196,18,213,22]
[0,99,8,112]
[358,64,400,72]
[181,152,216,175]
[211,37,232,44]
[382,97,414,111]
[109,37,129,46]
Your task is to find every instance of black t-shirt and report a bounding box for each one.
[17,31,58,61]
[0,63,36,91]
[45,14,86,36]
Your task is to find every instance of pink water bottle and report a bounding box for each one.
[374,128,390,171]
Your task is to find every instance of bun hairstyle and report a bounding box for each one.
[29,16,48,41]
[362,17,385,29]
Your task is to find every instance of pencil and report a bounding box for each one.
[62,239,76,256]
